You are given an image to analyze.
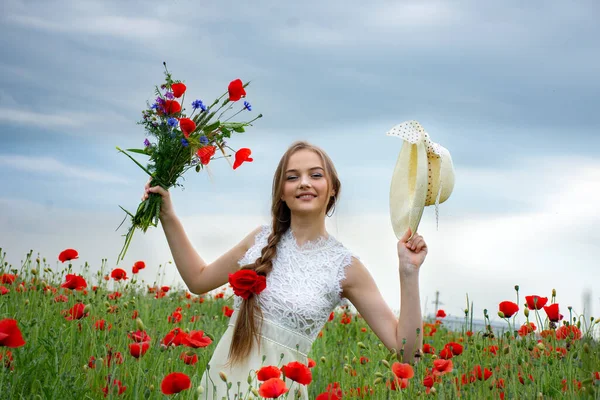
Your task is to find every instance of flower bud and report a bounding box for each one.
[136,318,145,331]
[380,360,390,368]
[83,304,91,314]
[357,341,367,349]
[25,299,30,306]
[375,372,385,378]
[104,301,111,308]
[524,308,529,317]
[251,388,260,397]
[196,386,204,395]
[351,356,357,364]
[31,268,38,275]
[552,288,556,297]
[149,384,154,391]
[536,342,545,351]
[219,371,228,382]
[373,378,383,385]
[514,285,519,291]
[498,311,505,319]
[320,356,326,363]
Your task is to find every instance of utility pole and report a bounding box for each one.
[432,291,444,317]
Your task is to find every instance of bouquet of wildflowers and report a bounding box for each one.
[116,63,261,263]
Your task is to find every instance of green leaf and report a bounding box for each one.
[233,126,245,133]
[125,148,149,155]
[203,120,221,133]
[221,127,231,138]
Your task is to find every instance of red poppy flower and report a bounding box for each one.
[94,320,111,331]
[171,83,186,98]
[316,391,342,400]
[525,295,548,310]
[182,330,212,348]
[0,319,26,348]
[233,148,253,170]
[228,79,246,102]
[444,342,463,356]
[168,311,182,324]
[423,375,434,388]
[543,303,563,322]
[0,286,9,296]
[0,274,16,284]
[60,274,87,291]
[102,378,127,397]
[58,249,79,263]
[63,303,88,320]
[391,362,414,380]
[423,344,435,354]
[258,378,288,398]
[222,305,233,317]
[129,341,150,358]
[472,365,493,381]
[498,301,519,318]
[161,372,191,394]
[439,347,453,359]
[518,322,536,337]
[228,269,266,299]
[161,286,170,293]
[110,268,128,281]
[134,261,145,270]
[257,365,282,381]
[340,314,352,324]
[161,328,189,347]
[556,325,582,340]
[436,309,446,318]
[178,118,196,138]
[432,359,453,376]
[387,377,409,391]
[179,351,198,365]
[197,145,216,165]
[128,330,151,343]
[282,361,312,385]
[162,100,181,115]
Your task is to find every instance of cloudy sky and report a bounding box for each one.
[1,0,599,331]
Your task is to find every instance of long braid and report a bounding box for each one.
[226,216,290,367]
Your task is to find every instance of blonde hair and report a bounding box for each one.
[226,140,341,366]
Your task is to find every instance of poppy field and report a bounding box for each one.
[1,248,599,399]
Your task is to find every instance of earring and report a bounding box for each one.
[326,195,336,217]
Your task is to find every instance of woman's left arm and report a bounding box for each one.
[341,228,426,364]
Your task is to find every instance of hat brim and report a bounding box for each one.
[389,139,428,240]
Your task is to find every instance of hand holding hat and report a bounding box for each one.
[387,120,455,241]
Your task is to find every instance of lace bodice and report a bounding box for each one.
[233,224,356,341]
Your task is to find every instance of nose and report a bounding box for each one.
[299,174,311,188]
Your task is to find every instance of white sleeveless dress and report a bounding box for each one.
[199,224,356,399]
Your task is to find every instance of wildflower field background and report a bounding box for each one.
[1,249,599,399]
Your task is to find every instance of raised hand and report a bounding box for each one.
[397,228,428,272]
[142,178,175,220]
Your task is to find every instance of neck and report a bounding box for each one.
[288,214,328,246]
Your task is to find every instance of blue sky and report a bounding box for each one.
[1,0,599,329]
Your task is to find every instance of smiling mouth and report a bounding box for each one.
[296,194,316,199]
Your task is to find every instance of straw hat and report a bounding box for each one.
[387,120,455,240]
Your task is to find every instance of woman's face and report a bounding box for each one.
[281,149,334,216]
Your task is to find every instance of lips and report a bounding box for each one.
[296,192,316,199]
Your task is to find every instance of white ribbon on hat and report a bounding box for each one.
[386,120,445,230]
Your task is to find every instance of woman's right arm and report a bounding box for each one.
[145,183,262,295]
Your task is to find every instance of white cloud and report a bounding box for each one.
[5,14,185,41]
[0,155,130,184]
[0,108,81,128]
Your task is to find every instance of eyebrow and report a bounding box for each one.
[285,167,324,173]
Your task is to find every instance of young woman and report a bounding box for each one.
[143,141,427,399]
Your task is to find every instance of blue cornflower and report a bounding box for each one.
[243,101,251,111]
[144,138,151,147]
[192,99,207,112]
[156,97,165,105]
[164,91,174,100]
[181,138,189,147]
[167,117,178,127]
[199,135,209,145]
[151,103,159,110]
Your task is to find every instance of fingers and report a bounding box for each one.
[405,234,427,252]
[142,185,168,201]
[399,227,412,243]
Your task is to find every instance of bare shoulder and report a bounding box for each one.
[340,256,369,293]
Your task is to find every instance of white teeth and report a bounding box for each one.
[298,195,314,199]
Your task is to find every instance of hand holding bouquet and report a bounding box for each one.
[116,63,262,263]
